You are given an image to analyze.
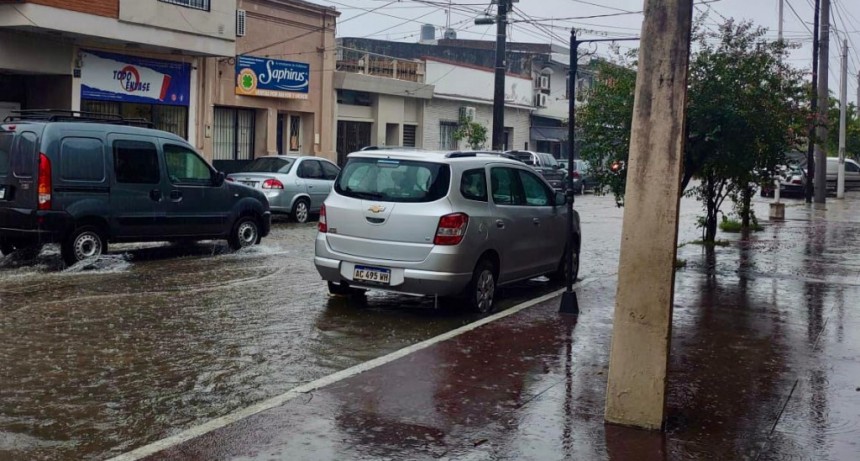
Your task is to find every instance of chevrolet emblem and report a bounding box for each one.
[368,205,386,214]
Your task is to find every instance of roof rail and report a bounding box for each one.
[445,151,477,158]
[3,110,154,128]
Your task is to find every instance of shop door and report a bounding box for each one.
[287,115,302,154]
[336,121,372,166]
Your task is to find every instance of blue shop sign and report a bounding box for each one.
[235,55,310,100]
[80,50,191,106]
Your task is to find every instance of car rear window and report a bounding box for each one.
[241,157,294,174]
[541,154,559,168]
[11,131,38,178]
[335,157,450,203]
[0,132,12,176]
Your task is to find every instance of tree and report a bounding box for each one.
[578,18,808,241]
[453,114,488,150]
[826,99,860,159]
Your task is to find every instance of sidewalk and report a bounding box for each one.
[127,198,860,461]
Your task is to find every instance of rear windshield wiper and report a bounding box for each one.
[345,189,384,200]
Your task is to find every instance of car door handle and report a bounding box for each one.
[533,218,541,225]
[170,190,183,202]
[149,189,162,202]
[495,220,505,229]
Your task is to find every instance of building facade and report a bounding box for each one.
[0,0,238,145]
[199,0,338,172]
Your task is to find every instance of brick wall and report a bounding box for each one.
[4,0,119,18]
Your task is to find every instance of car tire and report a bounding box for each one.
[0,241,14,256]
[292,198,310,224]
[549,242,580,283]
[228,216,260,251]
[62,226,106,267]
[466,259,497,314]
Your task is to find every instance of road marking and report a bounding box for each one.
[108,280,593,461]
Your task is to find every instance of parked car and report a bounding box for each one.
[761,166,806,198]
[505,150,565,191]
[314,149,582,313]
[0,111,271,266]
[559,159,598,195]
[826,157,860,191]
[227,155,339,223]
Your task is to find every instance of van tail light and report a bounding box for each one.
[37,153,52,210]
[262,178,284,189]
[434,213,469,245]
[318,204,327,233]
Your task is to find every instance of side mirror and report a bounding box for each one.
[554,190,567,206]
[214,171,226,187]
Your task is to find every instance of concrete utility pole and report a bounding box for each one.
[806,0,821,203]
[604,0,694,431]
[778,0,784,42]
[814,0,830,204]
[837,39,848,199]
[491,0,510,151]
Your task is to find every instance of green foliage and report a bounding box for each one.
[826,99,860,160]
[453,114,488,150]
[577,16,809,241]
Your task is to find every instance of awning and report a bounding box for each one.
[531,126,567,142]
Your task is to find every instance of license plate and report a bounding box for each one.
[353,265,391,285]
[0,186,5,200]
[240,181,257,187]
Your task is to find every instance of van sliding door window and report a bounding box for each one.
[114,140,160,184]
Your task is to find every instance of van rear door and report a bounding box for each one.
[0,127,39,211]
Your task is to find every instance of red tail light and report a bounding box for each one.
[434,213,469,245]
[318,204,327,233]
[791,179,802,184]
[37,153,52,210]
[262,178,284,189]
[572,171,581,179]
[226,177,235,182]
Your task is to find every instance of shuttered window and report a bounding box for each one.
[403,124,417,148]
[439,121,458,150]
[213,107,255,161]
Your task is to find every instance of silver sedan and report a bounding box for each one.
[228,156,340,223]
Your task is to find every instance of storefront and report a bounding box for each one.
[79,50,192,139]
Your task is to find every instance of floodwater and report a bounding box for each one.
[0,192,794,461]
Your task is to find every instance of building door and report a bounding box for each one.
[336,121,372,166]
[212,107,255,173]
[277,113,285,154]
[287,115,302,154]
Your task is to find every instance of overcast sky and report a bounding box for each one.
[323,0,860,106]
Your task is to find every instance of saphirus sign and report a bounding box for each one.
[235,55,310,100]
[80,50,191,106]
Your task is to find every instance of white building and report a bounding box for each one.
[423,58,534,151]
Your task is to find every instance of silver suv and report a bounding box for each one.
[314,149,582,313]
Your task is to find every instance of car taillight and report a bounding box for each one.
[318,204,327,233]
[226,177,235,182]
[37,153,51,210]
[572,171,581,179]
[434,213,469,245]
[262,178,284,189]
[791,179,802,184]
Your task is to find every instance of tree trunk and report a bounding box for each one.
[741,187,752,228]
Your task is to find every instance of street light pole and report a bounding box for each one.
[559,30,638,315]
[806,0,820,203]
[837,39,848,199]
[491,0,510,151]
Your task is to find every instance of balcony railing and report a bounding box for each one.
[159,0,210,11]
[336,47,425,83]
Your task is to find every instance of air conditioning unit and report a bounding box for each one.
[537,93,549,107]
[236,9,247,37]
[538,75,550,90]
[459,106,477,121]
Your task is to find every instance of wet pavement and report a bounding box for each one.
[130,193,858,461]
[4,191,859,460]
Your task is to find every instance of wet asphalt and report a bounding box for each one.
[3,191,856,460]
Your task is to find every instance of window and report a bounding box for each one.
[320,161,341,180]
[164,144,212,185]
[240,157,294,174]
[440,121,458,150]
[298,160,324,179]
[336,158,450,203]
[114,140,161,184]
[214,107,255,161]
[460,168,488,202]
[61,138,105,182]
[0,132,12,176]
[336,90,372,106]
[403,125,417,148]
[11,132,37,178]
[490,168,524,205]
[518,170,551,206]
[159,0,210,11]
[82,101,188,139]
[846,162,860,173]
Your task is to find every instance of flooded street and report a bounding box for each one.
[0,192,822,461]
[0,194,617,461]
